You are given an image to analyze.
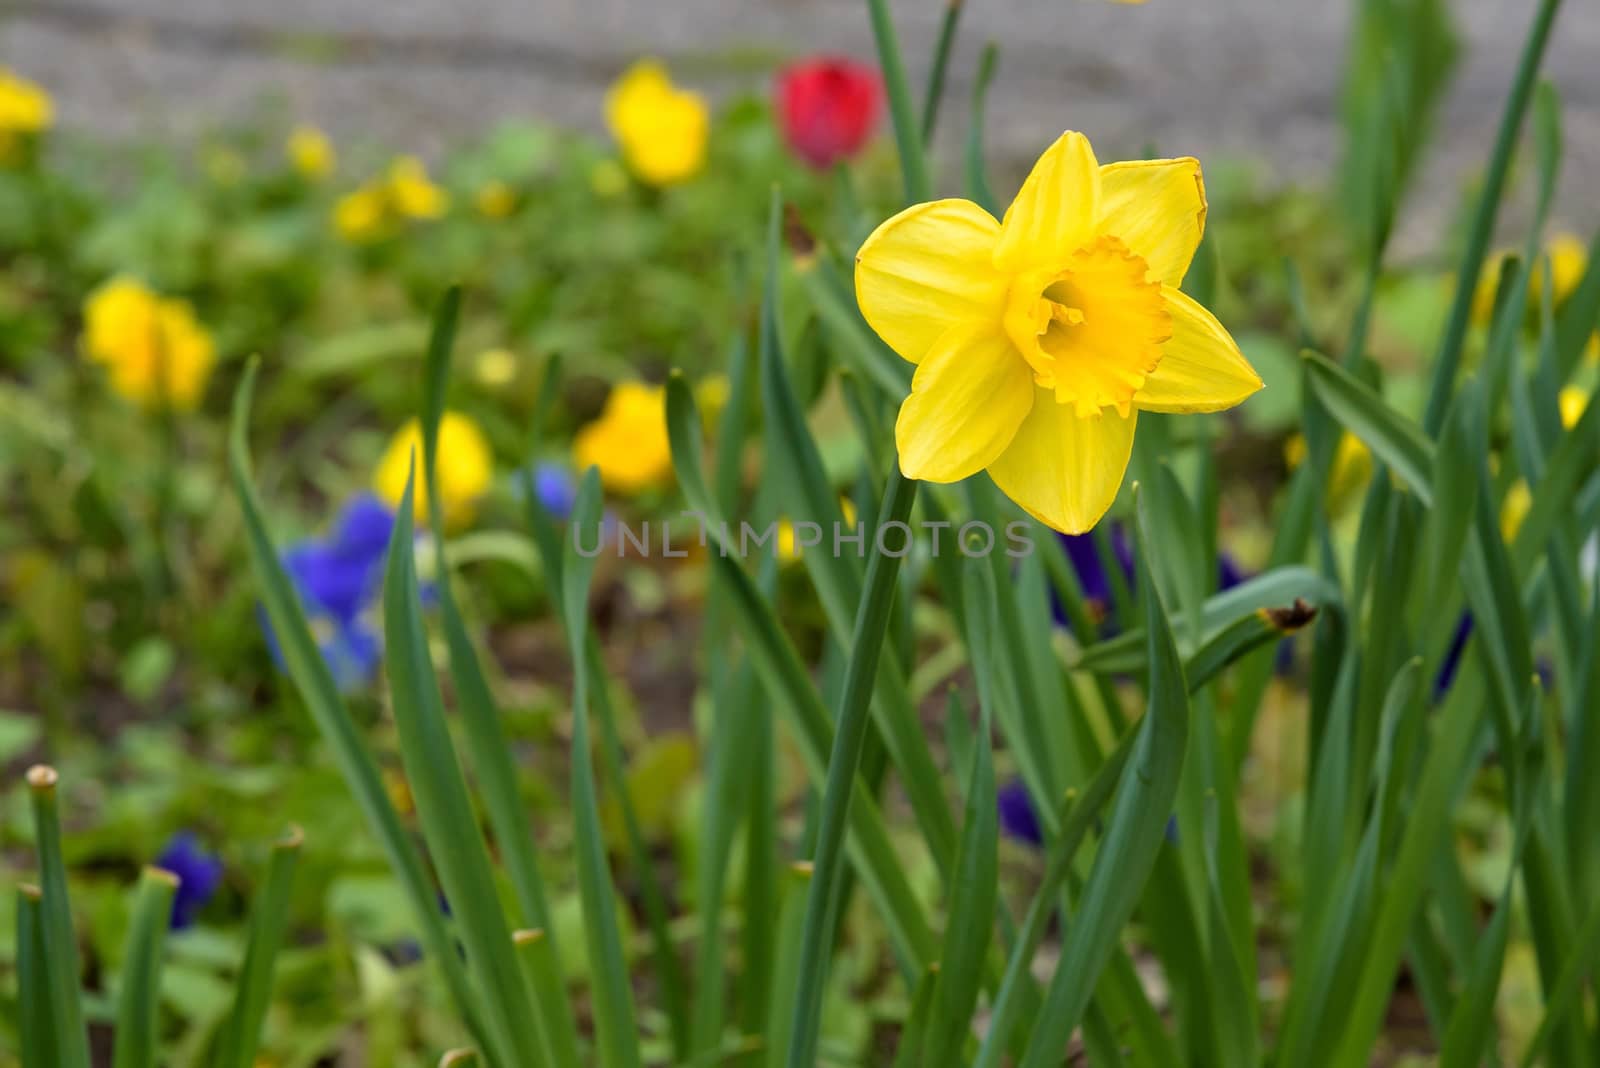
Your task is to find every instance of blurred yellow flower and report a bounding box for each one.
[385,155,449,220]
[333,185,388,242]
[590,158,629,198]
[1559,385,1589,430]
[1284,430,1372,516]
[1472,233,1593,328]
[82,277,216,411]
[374,412,494,529]
[573,381,674,494]
[287,125,335,180]
[1501,480,1532,543]
[0,68,52,161]
[475,180,517,218]
[776,520,803,563]
[695,373,730,425]
[856,131,1261,533]
[605,60,709,187]
[473,347,519,388]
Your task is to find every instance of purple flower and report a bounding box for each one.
[156,832,224,930]
[260,494,396,691]
[997,778,1043,847]
[1434,615,1473,701]
[532,461,578,520]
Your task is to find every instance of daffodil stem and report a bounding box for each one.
[1421,0,1562,437]
[785,466,918,1068]
[865,0,933,203]
[920,0,964,146]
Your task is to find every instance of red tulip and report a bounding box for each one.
[776,57,883,170]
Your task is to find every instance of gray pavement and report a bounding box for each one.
[3,0,1599,240]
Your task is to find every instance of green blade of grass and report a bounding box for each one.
[227,363,498,1059]
[382,470,553,1068]
[1420,0,1564,435]
[764,863,816,1068]
[25,766,91,1068]
[972,725,1139,1068]
[964,43,1000,214]
[784,464,919,1068]
[513,927,580,1063]
[924,580,998,1066]
[214,826,304,1068]
[664,372,936,974]
[562,468,645,1068]
[1017,486,1192,1067]
[919,0,964,143]
[17,884,58,1068]
[113,867,178,1068]
[891,966,943,1068]
[1303,350,1435,505]
[417,287,586,1066]
[864,0,931,203]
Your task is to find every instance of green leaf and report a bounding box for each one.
[113,868,177,1068]
[1303,350,1435,504]
[1018,486,1192,1067]
[213,827,303,1068]
[561,468,646,1068]
[25,766,91,1068]
[382,471,555,1068]
[227,362,496,1057]
[17,884,58,1068]
[419,288,586,1066]
[765,863,817,1068]
[923,665,998,1067]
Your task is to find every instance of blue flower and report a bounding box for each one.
[156,832,224,930]
[532,461,579,520]
[260,494,395,691]
[997,778,1043,847]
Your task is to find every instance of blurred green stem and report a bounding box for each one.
[866,0,932,203]
[785,467,919,1068]
[920,0,965,145]
[1421,0,1562,436]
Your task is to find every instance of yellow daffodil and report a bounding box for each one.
[333,185,388,242]
[0,68,52,162]
[695,373,731,426]
[385,155,449,219]
[605,61,709,187]
[1560,385,1589,430]
[1501,480,1532,543]
[855,132,1262,533]
[374,412,494,529]
[1284,430,1373,516]
[573,381,674,494]
[475,180,517,218]
[287,125,335,180]
[473,347,518,388]
[1540,233,1587,306]
[82,277,216,411]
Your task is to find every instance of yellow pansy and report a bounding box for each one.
[385,155,449,219]
[475,180,517,218]
[473,347,518,388]
[0,68,52,161]
[333,185,388,242]
[605,60,709,187]
[374,412,494,529]
[573,381,674,494]
[855,131,1262,533]
[81,277,216,411]
[287,125,334,180]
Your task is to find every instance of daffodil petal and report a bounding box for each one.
[987,394,1136,534]
[855,199,1008,364]
[993,131,1101,274]
[1097,157,1206,286]
[895,324,1034,483]
[1134,287,1263,413]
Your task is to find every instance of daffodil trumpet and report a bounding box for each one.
[855,131,1263,533]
